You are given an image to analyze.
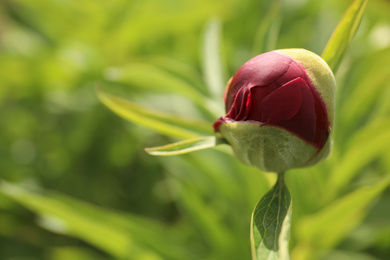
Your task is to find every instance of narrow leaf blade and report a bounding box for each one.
[146,56,208,95]
[202,19,225,102]
[251,174,292,260]
[96,87,214,139]
[293,176,390,260]
[327,118,390,195]
[0,181,195,260]
[145,136,226,156]
[104,63,207,107]
[252,3,281,56]
[322,0,368,73]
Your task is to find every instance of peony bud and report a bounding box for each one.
[213,49,335,172]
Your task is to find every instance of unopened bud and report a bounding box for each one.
[213,49,335,172]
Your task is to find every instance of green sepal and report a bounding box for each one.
[220,122,330,172]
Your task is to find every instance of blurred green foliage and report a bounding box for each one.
[1,0,390,259]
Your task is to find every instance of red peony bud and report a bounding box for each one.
[214,49,336,172]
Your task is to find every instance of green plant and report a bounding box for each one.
[95,0,388,259]
[1,0,389,259]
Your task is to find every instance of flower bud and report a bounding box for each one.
[213,49,335,172]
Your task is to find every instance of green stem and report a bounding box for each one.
[277,172,285,184]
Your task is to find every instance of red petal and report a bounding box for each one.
[259,78,306,123]
[226,86,250,121]
[224,51,293,112]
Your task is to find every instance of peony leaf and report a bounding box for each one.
[145,136,226,156]
[0,181,196,260]
[292,176,390,260]
[326,117,390,195]
[252,2,281,56]
[322,0,368,73]
[202,19,225,108]
[96,87,213,139]
[103,62,208,107]
[145,56,209,95]
[251,173,292,260]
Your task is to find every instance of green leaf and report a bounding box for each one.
[145,136,227,156]
[103,62,211,109]
[146,56,209,95]
[293,176,390,260]
[96,87,214,139]
[251,173,292,260]
[48,246,109,260]
[0,181,196,260]
[321,0,368,73]
[340,49,390,130]
[327,118,390,195]
[202,19,225,104]
[252,2,281,56]
[169,177,236,255]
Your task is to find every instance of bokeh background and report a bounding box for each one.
[1,0,390,259]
